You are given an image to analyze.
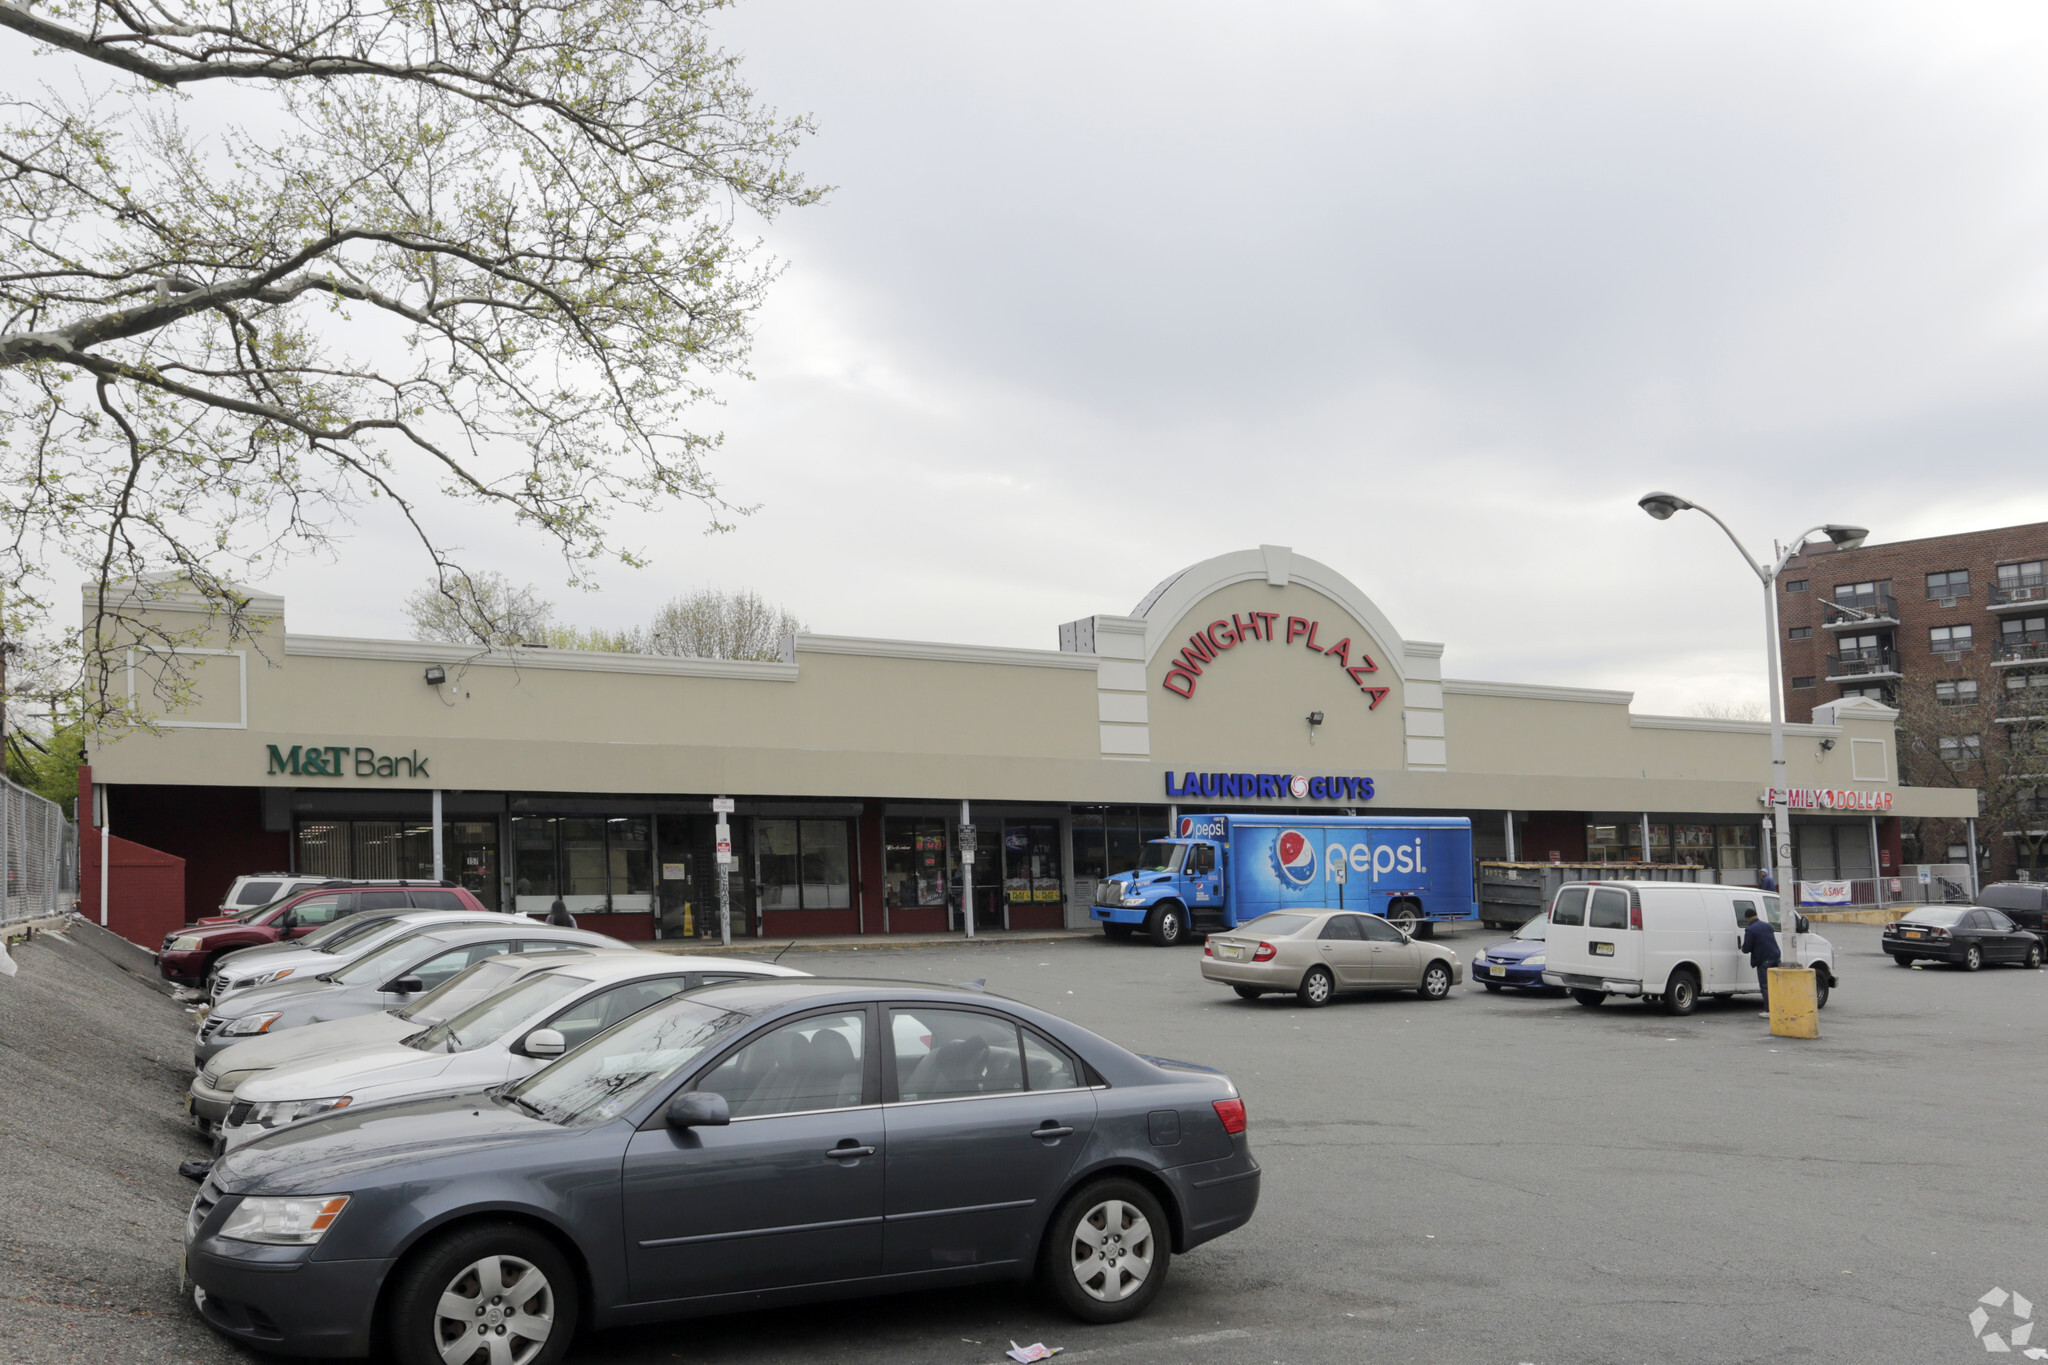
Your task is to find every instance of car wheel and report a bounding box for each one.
[1571,988,1606,1008]
[1102,923,1133,942]
[1482,981,1504,993]
[1661,968,1699,1017]
[1297,966,1335,1008]
[1387,903,1420,937]
[1231,985,1263,1000]
[1418,961,1452,1000]
[1812,968,1831,1009]
[2025,942,2043,970]
[386,1221,576,1365]
[1146,904,1185,948]
[1891,953,1913,967]
[1039,1178,1171,1324]
[1962,944,1983,972]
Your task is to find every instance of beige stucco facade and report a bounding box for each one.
[91,545,1973,819]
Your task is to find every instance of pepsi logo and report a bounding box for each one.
[1273,829,1318,886]
[1288,775,1310,800]
[1179,817,1193,836]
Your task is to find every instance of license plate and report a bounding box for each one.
[1488,964,1507,977]
[1218,945,1243,960]
[1591,942,1616,957]
[1902,929,1923,938]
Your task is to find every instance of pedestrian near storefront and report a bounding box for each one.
[1741,907,1780,1015]
[547,898,577,928]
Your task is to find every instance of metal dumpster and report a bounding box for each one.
[1479,861,1714,929]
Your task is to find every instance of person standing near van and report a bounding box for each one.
[1741,907,1780,1014]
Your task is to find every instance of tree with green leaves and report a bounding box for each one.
[0,0,821,741]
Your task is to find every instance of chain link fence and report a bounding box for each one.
[2,775,76,928]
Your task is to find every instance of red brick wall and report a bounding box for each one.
[1777,520,2048,724]
[102,783,291,924]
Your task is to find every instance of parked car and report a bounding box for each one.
[159,882,488,987]
[195,923,624,1065]
[1541,882,1837,1015]
[216,873,342,917]
[1977,883,2048,943]
[188,950,633,1135]
[1200,909,1463,1005]
[206,907,507,1003]
[1471,914,1557,992]
[184,978,1259,1359]
[1882,905,2044,970]
[219,955,813,1149]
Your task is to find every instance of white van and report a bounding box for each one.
[1540,881,1835,1015]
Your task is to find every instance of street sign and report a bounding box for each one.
[959,823,977,853]
[711,797,735,814]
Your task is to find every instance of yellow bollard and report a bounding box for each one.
[1768,966,1819,1038]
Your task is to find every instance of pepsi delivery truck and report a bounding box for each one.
[1090,813,1477,947]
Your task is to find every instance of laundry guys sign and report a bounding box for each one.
[1166,771,1375,802]
[1160,612,1388,708]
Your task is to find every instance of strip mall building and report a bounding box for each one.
[81,547,1977,946]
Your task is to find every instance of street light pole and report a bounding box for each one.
[1638,492,1869,965]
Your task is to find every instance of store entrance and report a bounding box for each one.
[654,815,755,941]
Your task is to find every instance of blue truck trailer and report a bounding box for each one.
[1089,813,1477,946]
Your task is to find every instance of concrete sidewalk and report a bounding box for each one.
[641,927,1098,957]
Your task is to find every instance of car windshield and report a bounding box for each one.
[1901,907,1967,927]
[398,956,539,1022]
[298,915,380,949]
[409,973,590,1053]
[1135,841,1185,874]
[500,997,754,1126]
[1513,916,1548,941]
[1235,912,1312,937]
[330,930,440,984]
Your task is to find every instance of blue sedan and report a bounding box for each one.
[1471,915,1557,992]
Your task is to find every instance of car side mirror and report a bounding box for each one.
[390,974,426,994]
[1796,915,1810,934]
[522,1028,566,1058]
[665,1091,730,1130]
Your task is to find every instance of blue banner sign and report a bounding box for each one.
[1165,771,1374,802]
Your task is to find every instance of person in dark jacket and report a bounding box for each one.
[1741,907,1781,1014]
[546,898,577,928]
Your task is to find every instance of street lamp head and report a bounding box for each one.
[1822,524,1870,551]
[1637,491,1693,521]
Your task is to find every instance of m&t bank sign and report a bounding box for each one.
[266,744,431,779]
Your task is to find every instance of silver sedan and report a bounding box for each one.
[1201,910,1463,1006]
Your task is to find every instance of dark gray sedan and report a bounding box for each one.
[194,923,625,1066]
[183,979,1260,1361]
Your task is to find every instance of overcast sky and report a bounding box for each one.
[264,0,2048,713]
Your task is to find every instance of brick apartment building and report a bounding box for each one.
[1778,520,2048,879]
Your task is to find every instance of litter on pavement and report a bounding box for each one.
[1006,1343,1063,1362]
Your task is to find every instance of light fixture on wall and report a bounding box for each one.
[1306,710,1324,743]
[423,665,447,686]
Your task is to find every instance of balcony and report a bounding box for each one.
[1825,647,1901,681]
[1990,573,2048,611]
[1822,592,1898,628]
[1993,637,2048,668]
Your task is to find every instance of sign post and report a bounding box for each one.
[712,797,735,946]
[958,807,976,940]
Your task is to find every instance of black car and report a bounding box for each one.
[1883,905,2044,970]
[183,978,1261,1362]
[1978,882,2048,942]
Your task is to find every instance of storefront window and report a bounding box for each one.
[1071,805,1167,879]
[560,818,609,897]
[885,818,950,909]
[513,816,559,898]
[1586,823,1627,862]
[1002,821,1063,905]
[297,821,350,878]
[1717,825,1759,871]
[510,814,651,913]
[756,819,850,912]
[1673,825,1713,867]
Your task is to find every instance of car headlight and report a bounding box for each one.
[248,1096,353,1129]
[254,968,295,985]
[1525,954,1545,967]
[217,1194,350,1245]
[221,1011,284,1037]
[168,935,203,953]
[210,1069,262,1093]
[1123,895,1146,907]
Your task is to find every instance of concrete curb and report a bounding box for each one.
[641,929,1097,958]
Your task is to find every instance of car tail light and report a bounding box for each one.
[1630,903,1643,930]
[1252,941,1277,962]
[1927,926,1948,938]
[1203,941,1213,957]
[1212,1097,1247,1134]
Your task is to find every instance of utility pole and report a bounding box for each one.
[712,797,735,946]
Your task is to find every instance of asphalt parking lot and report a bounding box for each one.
[3,917,2043,1365]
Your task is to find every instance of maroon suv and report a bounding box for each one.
[157,882,486,986]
